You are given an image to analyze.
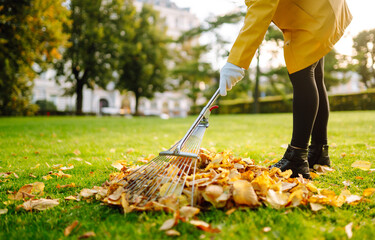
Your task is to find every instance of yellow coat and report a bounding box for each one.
[227,0,352,74]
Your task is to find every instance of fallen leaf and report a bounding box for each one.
[265,189,289,209]
[179,206,200,219]
[351,161,371,171]
[64,220,79,236]
[65,195,79,201]
[31,164,40,170]
[42,175,53,180]
[363,188,375,197]
[310,203,325,212]
[20,198,59,211]
[159,218,177,231]
[165,229,180,236]
[343,180,352,187]
[79,189,97,198]
[29,174,37,178]
[60,164,74,171]
[85,161,92,165]
[189,220,220,233]
[73,149,81,156]
[345,222,353,239]
[225,208,236,215]
[13,172,19,178]
[78,232,96,239]
[57,183,76,189]
[232,180,260,207]
[262,227,271,233]
[0,208,8,215]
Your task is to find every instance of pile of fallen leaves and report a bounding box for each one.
[72,148,374,234]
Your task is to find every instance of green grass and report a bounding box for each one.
[0,111,374,239]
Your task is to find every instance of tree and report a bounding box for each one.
[353,29,375,88]
[0,0,70,115]
[116,3,168,115]
[55,0,127,115]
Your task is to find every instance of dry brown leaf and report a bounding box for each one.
[65,195,79,201]
[0,208,8,215]
[159,218,177,231]
[265,189,289,209]
[179,206,200,219]
[57,183,76,189]
[351,161,371,171]
[310,203,325,212]
[79,189,97,198]
[225,208,236,215]
[20,198,59,211]
[232,180,260,207]
[262,227,271,233]
[345,222,353,239]
[73,149,81,156]
[189,220,220,233]
[64,220,79,236]
[165,229,180,236]
[78,231,96,239]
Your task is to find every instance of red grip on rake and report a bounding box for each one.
[209,105,219,112]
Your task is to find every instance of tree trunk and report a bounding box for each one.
[76,79,84,115]
[253,48,261,114]
[134,91,140,116]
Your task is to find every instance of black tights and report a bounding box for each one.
[289,58,329,149]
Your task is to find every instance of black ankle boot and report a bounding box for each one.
[308,144,330,168]
[270,145,311,179]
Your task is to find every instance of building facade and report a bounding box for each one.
[32,0,199,117]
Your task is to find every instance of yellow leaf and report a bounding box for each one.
[351,161,371,171]
[363,188,375,197]
[310,203,325,212]
[179,206,200,219]
[42,175,52,180]
[232,180,260,207]
[31,163,40,169]
[265,189,289,209]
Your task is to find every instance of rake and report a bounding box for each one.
[123,89,220,206]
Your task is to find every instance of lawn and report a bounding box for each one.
[0,111,374,239]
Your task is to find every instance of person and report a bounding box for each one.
[219,0,352,179]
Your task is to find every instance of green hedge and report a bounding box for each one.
[190,89,375,114]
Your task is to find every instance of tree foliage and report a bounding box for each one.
[353,29,375,88]
[0,0,70,115]
[55,0,128,114]
[116,3,168,115]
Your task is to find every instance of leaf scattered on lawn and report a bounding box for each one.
[57,183,76,189]
[65,195,79,201]
[11,182,45,200]
[351,161,372,171]
[64,220,79,236]
[78,231,96,239]
[345,222,353,239]
[165,229,180,236]
[18,198,59,211]
[31,164,40,170]
[0,208,8,215]
[262,227,271,233]
[363,188,375,197]
[42,175,53,180]
[159,218,177,231]
[310,203,325,212]
[73,149,81,156]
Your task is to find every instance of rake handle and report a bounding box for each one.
[174,89,220,154]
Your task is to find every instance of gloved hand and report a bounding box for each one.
[219,62,245,96]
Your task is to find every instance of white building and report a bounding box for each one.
[32,0,199,117]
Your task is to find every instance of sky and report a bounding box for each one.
[172,0,374,57]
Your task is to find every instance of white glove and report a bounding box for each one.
[219,62,245,96]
